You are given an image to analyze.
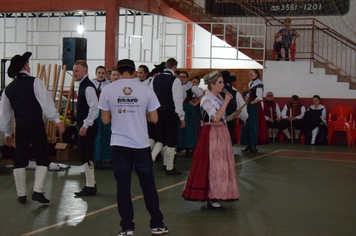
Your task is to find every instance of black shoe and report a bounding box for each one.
[250,147,258,153]
[32,192,50,203]
[75,185,97,196]
[207,202,225,210]
[165,168,181,175]
[294,139,299,144]
[242,146,252,152]
[17,196,27,204]
[162,165,167,171]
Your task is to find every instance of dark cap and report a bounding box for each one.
[117,59,136,69]
[7,51,32,78]
[154,62,166,73]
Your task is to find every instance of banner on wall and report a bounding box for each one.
[205,0,351,17]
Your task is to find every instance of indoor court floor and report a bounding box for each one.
[0,142,355,236]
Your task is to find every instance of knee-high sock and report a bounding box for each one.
[268,128,272,138]
[13,168,26,197]
[166,147,176,171]
[149,139,155,150]
[151,142,163,161]
[162,145,168,166]
[84,161,95,187]
[282,129,291,139]
[294,129,300,139]
[311,127,319,143]
[34,166,48,193]
[273,129,279,138]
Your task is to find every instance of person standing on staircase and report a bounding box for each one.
[0,51,65,204]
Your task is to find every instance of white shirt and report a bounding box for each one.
[261,100,281,120]
[248,79,263,101]
[0,71,60,136]
[77,75,99,128]
[192,86,204,98]
[234,88,248,121]
[99,78,160,148]
[150,69,185,120]
[281,104,306,119]
[91,78,111,92]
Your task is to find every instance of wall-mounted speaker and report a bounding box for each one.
[62,37,87,70]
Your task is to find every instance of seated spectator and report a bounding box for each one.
[303,95,327,145]
[279,95,306,143]
[274,18,300,61]
[261,92,281,142]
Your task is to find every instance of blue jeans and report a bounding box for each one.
[274,41,290,59]
[111,146,164,231]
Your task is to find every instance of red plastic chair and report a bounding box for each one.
[327,105,354,147]
[277,128,305,144]
[272,37,296,61]
[351,121,356,147]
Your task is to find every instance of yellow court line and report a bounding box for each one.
[22,150,276,236]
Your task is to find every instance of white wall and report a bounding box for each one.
[264,60,356,98]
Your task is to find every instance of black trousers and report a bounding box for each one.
[14,120,49,168]
[279,119,303,130]
[77,124,98,164]
[266,120,280,129]
[155,110,179,147]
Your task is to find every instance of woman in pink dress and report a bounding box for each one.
[182,71,240,210]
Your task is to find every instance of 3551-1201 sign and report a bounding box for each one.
[205,0,350,17]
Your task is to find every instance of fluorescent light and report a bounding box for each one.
[77,22,84,34]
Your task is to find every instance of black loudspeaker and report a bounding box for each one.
[62,37,87,70]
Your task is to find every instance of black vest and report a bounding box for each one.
[153,72,175,112]
[76,77,98,127]
[220,85,237,116]
[5,73,43,122]
[184,88,193,103]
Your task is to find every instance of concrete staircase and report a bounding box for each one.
[160,0,264,63]
[313,61,356,90]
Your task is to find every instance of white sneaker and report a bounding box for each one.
[118,229,134,236]
[151,226,169,235]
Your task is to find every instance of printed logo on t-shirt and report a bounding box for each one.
[123,87,133,95]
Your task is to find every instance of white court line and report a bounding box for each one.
[21,150,276,236]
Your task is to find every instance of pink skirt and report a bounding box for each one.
[182,121,239,201]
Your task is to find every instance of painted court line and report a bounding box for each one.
[267,149,356,163]
[21,150,277,235]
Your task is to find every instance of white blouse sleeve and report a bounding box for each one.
[201,99,217,121]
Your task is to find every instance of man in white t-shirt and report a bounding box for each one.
[99,59,169,236]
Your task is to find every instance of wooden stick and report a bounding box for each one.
[61,75,75,142]
[50,65,62,143]
[36,63,40,77]
[45,64,51,91]
[38,64,46,80]
[64,75,75,123]
[57,65,67,113]
[51,64,58,101]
